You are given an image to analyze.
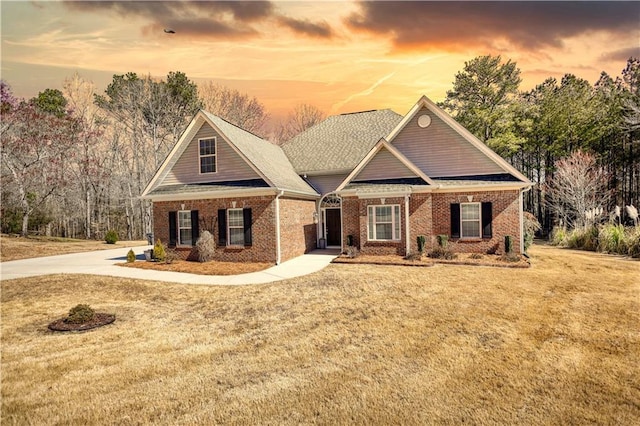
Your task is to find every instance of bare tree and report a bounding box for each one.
[272,103,325,144]
[545,151,612,229]
[198,82,268,135]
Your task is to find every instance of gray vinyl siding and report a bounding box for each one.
[354,147,417,181]
[307,174,349,195]
[392,107,504,178]
[163,123,260,186]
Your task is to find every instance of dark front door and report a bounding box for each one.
[325,208,341,246]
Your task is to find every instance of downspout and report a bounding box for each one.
[519,186,532,254]
[275,190,284,265]
[405,194,411,256]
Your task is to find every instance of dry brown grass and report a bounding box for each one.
[2,244,639,424]
[119,259,272,275]
[0,235,148,262]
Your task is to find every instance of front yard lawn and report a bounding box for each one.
[1,244,638,424]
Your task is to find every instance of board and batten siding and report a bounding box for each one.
[392,107,504,178]
[354,147,417,182]
[306,174,349,195]
[162,123,260,186]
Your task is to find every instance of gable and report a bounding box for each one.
[353,146,417,182]
[161,122,261,186]
[391,106,505,178]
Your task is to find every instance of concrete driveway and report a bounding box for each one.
[0,246,339,285]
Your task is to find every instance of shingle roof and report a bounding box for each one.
[201,111,318,196]
[147,180,270,197]
[282,109,403,174]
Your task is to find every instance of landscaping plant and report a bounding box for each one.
[153,239,166,262]
[195,230,216,262]
[105,230,118,244]
[126,249,136,263]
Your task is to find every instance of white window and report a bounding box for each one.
[461,203,481,239]
[178,210,192,245]
[368,205,401,241]
[227,208,244,246]
[199,137,216,174]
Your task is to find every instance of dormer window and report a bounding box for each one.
[199,137,217,174]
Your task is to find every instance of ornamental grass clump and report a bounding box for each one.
[195,230,216,262]
[598,224,628,255]
[626,227,640,258]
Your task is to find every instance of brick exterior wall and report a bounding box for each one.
[432,190,522,254]
[152,195,318,264]
[278,198,318,263]
[341,189,522,256]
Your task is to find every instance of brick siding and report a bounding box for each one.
[341,189,522,256]
[153,195,317,264]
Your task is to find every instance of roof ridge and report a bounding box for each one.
[202,110,268,142]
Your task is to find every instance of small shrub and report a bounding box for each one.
[564,226,598,251]
[345,245,359,259]
[417,235,426,253]
[500,252,522,263]
[405,251,423,261]
[523,212,541,252]
[626,227,640,258]
[437,234,448,248]
[153,239,166,262]
[551,227,567,246]
[428,247,457,260]
[126,249,136,263]
[105,230,118,244]
[598,224,628,254]
[195,230,216,262]
[469,253,483,260]
[65,304,95,324]
[164,248,179,264]
[504,235,513,254]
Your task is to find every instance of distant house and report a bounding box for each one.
[141,96,532,264]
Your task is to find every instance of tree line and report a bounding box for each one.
[440,56,639,234]
[1,73,324,239]
[2,56,638,239]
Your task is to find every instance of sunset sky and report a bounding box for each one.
[2,1,638,120]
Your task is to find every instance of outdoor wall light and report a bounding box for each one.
[313,211,319,224]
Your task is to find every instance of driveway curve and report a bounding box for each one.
[0,246,339,285]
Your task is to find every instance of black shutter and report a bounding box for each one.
[243,208,252,246]
[450,203,461,239]
[168,211,177,247]
[218,209,227,246]
[191,210,199,245]
[482,202,492,238]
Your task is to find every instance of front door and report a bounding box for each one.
[325,208,341,246]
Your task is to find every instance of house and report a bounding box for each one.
[141,96,532,264]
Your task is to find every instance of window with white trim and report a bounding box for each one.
[178,210,192,245]
[367,205,401,241]
[227,208,244,246]
[461,202,481,238]
[199,137,217,174]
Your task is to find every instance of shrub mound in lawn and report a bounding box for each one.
[48,304,115,332]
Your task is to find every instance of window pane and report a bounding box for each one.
[461,204,479,220]
[229,228,244,245]
[462,221,480,238]
[376,223,392,240]
[199,139,215,155]
[178,211,191,227]
[200,157,215,173]
[179,229,192,246]
[228,209,244,227]
[375,206,392,222]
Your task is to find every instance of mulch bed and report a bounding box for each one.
[48,313,116,332]
[333,254,531,268]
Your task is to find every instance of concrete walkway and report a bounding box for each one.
[0,246,340,285]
